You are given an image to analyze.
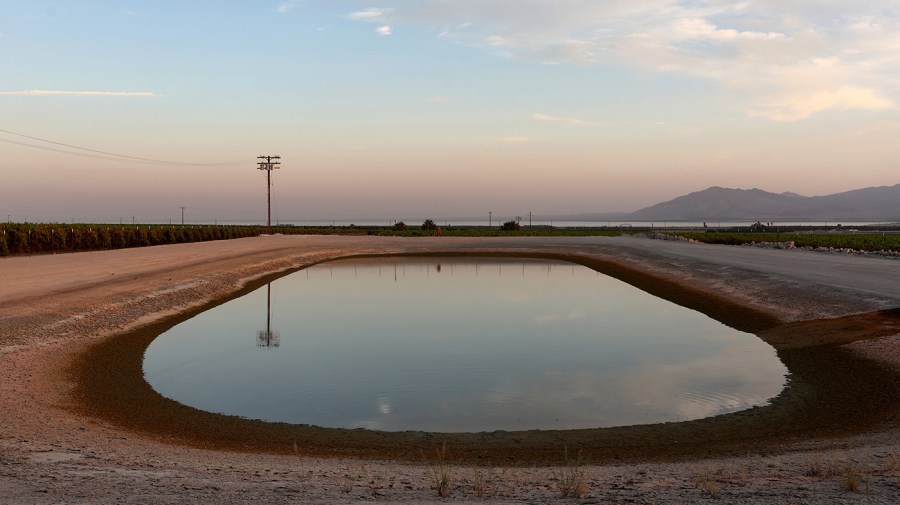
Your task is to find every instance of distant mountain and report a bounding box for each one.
[625,184,900,221]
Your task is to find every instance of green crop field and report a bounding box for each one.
[3,222,897,257]
[666,231,900,252]
[0,223,365,256]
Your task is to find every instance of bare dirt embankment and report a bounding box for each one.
[2,235,899,504]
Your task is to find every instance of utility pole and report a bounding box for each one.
[489,211,492,230]
[180,206,185,226]
[257,155,281,234]
[529,211,532,229]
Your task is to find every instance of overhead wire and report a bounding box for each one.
[0,127,246,166]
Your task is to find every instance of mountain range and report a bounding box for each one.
[563,183,900,222]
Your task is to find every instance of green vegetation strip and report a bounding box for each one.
[4,221,898,257]
[0,223,364,256]
[666,231,900,252]
[0,222,625,256]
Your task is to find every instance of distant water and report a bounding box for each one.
[272,220,883,229]
[144,257,788,432]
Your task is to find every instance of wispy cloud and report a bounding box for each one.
[277,2,300,14]
[0,90,157,97]
[346,7,396,36]
[349,1,900,121]
[533,113,596,126]
[498,136,536,144]
[428,95,450,104]
[346,8,392,22]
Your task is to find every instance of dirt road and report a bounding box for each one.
[2,235,898,503]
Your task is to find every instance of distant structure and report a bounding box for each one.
[256,155,281,233]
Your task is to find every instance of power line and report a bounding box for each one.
[0,137,154,164]
[0,127,245,166]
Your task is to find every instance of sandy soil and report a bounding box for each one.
[1,235,899,504]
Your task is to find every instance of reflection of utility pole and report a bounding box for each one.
[257,283,280,348]
[257,155,281,234]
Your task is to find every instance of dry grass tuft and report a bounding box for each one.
[693,468,721,497]
[841,461,864,493]
[339,474,352,494]
[883,451,900,475]
[422,441,453,497]
[805,453,840,478]
[471,465,500,498]
[553,447,589,499]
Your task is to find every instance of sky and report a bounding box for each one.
[1,1,899,224]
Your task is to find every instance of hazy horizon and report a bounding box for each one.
[2,2,899,224]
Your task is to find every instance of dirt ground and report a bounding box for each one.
[1,235,899,504]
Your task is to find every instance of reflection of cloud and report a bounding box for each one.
[566,309,586,319]
[477,338,787,429]
[377,397,392,415]
[533,313,558,324]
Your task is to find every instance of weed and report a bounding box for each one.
[842,461,863,493]
[422,441,452,497]
[805,453,840,478]
[883,451,900,474]
[471,465,501,498]
[694,469,721,497]
[340,474,352,494]
[471,466,488,498]
[553,447,589,499]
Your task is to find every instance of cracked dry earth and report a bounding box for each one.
[1,235,899,504]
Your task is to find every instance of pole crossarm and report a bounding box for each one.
[257,155,281,171]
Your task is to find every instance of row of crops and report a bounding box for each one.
[3,222,898,256]
[668,231,900,252]
[0,223,362,256]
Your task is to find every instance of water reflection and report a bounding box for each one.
[256,283,280,348]
[143,257,787,433]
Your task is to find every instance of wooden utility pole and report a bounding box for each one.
[257,155,281,234]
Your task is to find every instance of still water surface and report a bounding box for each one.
[144,257,787,432]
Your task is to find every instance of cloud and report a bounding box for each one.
[348,1,900,120]
[750,86,894,122]
[428,95,450,104]
[346,7,396,36]
[346,8,392,22]
[276,2,300,14]
[533,113,595,126]
[498,136,536,144]
[0,90,157,97]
